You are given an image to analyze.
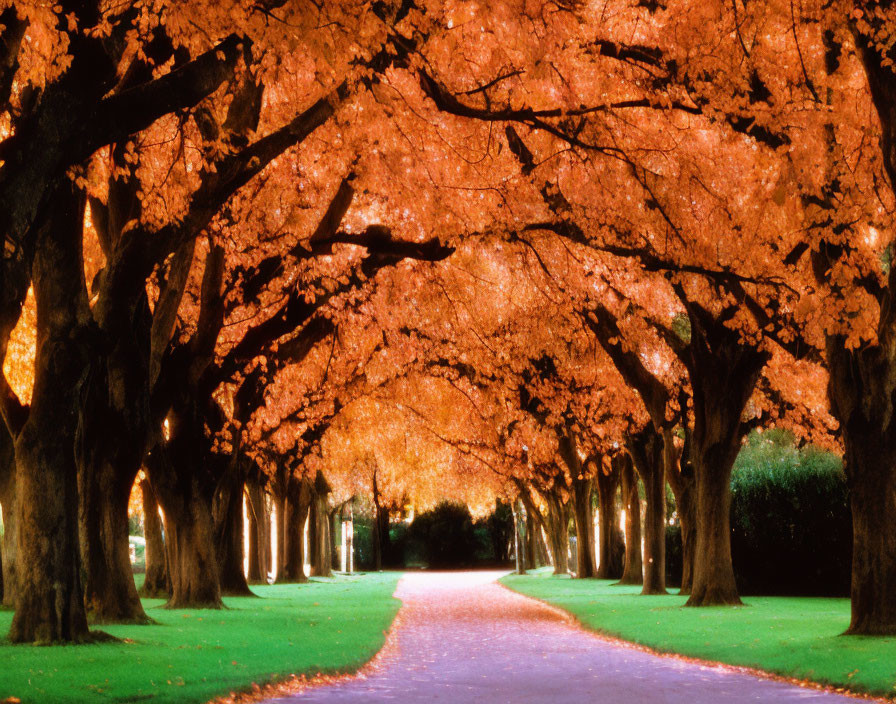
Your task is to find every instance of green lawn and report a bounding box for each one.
[502,569,896,698]
[0,572,402,704]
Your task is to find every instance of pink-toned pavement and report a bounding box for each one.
[265,571,866,703]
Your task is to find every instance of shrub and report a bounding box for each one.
[730,430,851,596]
[407,501,479,568]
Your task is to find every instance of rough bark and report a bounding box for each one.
[372,468,391,571]
[309,473,332,578]
[79,463,148,622]
[0,425,18,606]
[140,477,169,598]
[9,183,91,643]
[557,426,597,579]
[617,454,643,586]
[683,317,765,607]
[214,457,252,597]
[0,425,16,607]
[595,459,625,580]
[826,337,896,634]
[147,424,223,609]
[279,476,311,583]
[666,420,696,594]
[626,432,666,594]
[272,468,288,580]
[571,477,596,578]
[246,481,266,583]
[544,489,570,575]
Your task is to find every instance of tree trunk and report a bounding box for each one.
[618,455,643,586]
[544,490,569,575]
[513,498,526,575]
[596,460,625,580]
[10,183,91,643]
[310,473,332,578]
[0,426,17,608]
[263,491,273,577]
[524,511,539,569]
[273,480,287,580]
[371,468,390,570]
[140,477,169,598]
[214,463,252,597]
[683,318,765,607]
[571,477,597,578]
[279,476,311,583]
[147,435,223,609]
[626,432,666,594]
[79,463,149,622]
[246,482,265,583]
[827,338,896,634]
[666,426,696,594]
[165,492,222,608]
[330,510,341,572]
[75,296,153,624]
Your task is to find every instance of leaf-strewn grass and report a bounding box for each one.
[0,572,401,704]
[502,569,896,698]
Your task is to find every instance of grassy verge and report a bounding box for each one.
[501,569,896,698]
[0,572,402,704]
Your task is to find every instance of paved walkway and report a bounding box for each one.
[266,571,865,703]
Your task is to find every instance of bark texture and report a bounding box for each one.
[683,315,766,607]
[279,475,311,583]
[140,477,169,598]
[0,426,17,608]
[618,454,643,586]
[596,459,625,580]
[626,431,667,595]
[309,472,333,578]
[10,183,91,643]
[544,489,570,575]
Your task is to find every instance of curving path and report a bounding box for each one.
[265,571,867,704]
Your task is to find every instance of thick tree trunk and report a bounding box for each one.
[79,463,148,622]
[371,468,390,571]
[596,460,625,580]
[10,184,91,643]
[845,455,896,634]
[683,319,765,607]
[524,511,539,569]
[140,477,169,598]
[147,439,223,609]
[0,427,17,608]
[274,485,287,580]
[519,488,548,569]
[626,432,666,594]
[279,476,311,583]
[571,477,597,578]
[263,491,273,577]
[558,427,596,578]
[827,338,896,634]
[687,456,741,606]
[246,482,265,583]
[310,473,332,578]
[214,466,252,597]
[544,491,570,575]
[665,420,696,594]
[166,495,222,608]
[618,455,643,586]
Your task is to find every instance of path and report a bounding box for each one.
[265,571,866,703]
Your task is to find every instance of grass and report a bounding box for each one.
[502,569,896,699]
[0,572,402,704]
